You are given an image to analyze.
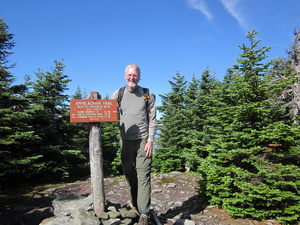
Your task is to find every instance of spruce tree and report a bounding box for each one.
[199,30,300,224]
[0,18,41,186]
[63,86,90,176]
[180,74,202,171]
[153,71,187,172]
[25,61,89,181]
[181,68,220,171]
[68,86,89,151]
[27,61,71,149]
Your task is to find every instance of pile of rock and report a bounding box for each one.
[40,194,141,225]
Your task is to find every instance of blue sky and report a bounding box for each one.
[1,0,300,107]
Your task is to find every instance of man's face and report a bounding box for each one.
[125,67,140,89]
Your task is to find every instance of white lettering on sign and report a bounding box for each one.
[70,99,118,123]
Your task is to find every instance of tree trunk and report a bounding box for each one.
[291,28,300,125]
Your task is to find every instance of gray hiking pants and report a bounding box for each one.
[121,138,151,215]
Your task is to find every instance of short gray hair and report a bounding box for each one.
[125,64,141,76]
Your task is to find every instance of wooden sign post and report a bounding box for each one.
[70,91,118,216]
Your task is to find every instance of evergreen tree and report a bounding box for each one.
[0,18,40,186]
[153,71,187,172]
[154,68,221,173]
[180,73,201,171]
[199,30,300,224]
[65,86,90,175]
[102,121,121,175]
[181,68,220,171]
[72,86,84,99]
[27,61,71,149]
[68,86,89,151]
[23,61,89,181]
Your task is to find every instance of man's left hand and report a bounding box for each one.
[145,141,153,158]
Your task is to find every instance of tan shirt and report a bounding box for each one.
[111,86,156,142]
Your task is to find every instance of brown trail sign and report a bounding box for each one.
[70,99,118,123]
[70,91,118,216]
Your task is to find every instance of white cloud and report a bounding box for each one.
[219,0,248,29]
[186,0,213,21]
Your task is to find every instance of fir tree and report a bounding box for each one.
[153,71,187,172]
[181,68,220,171]
[199,30,300,224]
[66,86,90,174]
[24,61,89,181]
[180,73,202,171]
[0,18,41,186]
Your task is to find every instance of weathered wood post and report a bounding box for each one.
[88,91,105,215]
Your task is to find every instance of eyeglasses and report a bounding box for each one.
[126,74,139,78]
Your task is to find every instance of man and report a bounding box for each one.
[111,64,156,225]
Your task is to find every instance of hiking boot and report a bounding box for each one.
[138,214,148,225]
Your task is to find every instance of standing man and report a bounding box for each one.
[111,64,156,225]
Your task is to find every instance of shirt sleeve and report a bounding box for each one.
[111,89,118,100]
[147,90,157,142]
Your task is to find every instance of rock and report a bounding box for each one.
[119,182,127,187]
[167,183,176,188]
[174,219,196,225]
[151,198,163,205]
[52,194,86,217]
[40,194,141,225]
[41,216,74,225]
[107,210,121,219]
[39,194,98,225]
[175,201,182,206]
[107,205,117,211]
[107,190,115,196]
[190,214,208,220]
[152,188,162,193]
[119,208,139,218]
[164,194,170,199]
[40,216,55,225]
[169,171,183,175]
[46,187,58,194]
[73,208,100,225]
[120,218,132,225]
[97,211,109,220]
[101,218,121,225]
